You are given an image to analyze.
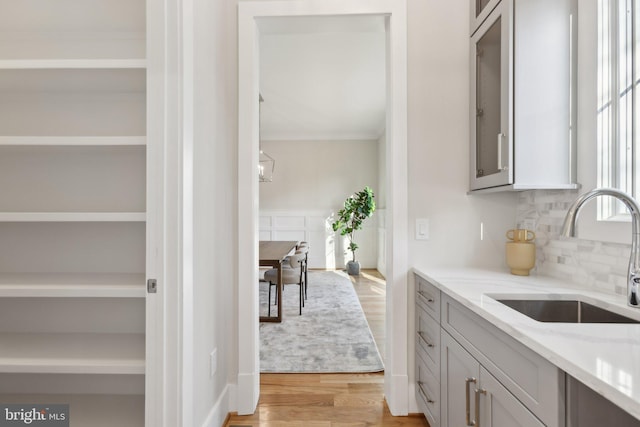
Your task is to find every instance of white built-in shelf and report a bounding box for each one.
[0,59,146,70]
[0,273,145,298]
[0,212,145,222]
[0,136,146,146]
[0,332,145,374]
[0,68,145,93]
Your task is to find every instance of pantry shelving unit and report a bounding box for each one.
[0,0,150,425]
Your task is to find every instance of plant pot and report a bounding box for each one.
[347,261,360,275]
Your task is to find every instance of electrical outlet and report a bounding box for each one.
[210,349,217,378]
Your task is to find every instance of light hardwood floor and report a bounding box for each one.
[225,269,428,427]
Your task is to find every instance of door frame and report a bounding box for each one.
[237,0,409,415]
[146,0,184,424]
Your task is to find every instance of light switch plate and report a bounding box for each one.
[416,218,429,240]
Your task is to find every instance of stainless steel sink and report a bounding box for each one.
[496,299,640,323]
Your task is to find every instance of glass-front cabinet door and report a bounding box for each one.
[470,0,512,191]
[470,0,502,34]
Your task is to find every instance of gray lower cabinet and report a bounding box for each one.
[441,331,544,427]
[415,275,441,426]
[440,294,565,427]
[414,273,565,427]
[566,376,640,427]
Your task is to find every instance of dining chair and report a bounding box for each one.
[264,252,305,315]
[258,267,277,316]
[296,243,309,300]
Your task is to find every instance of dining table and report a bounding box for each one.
[259,240,298,322]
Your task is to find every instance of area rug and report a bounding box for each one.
[259,270,384,373]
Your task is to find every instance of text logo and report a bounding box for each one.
[0,405,68,427]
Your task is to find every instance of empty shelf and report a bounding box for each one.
[0,212,145,222]
[0,59,146,70]
[0,136,146,146]
[0,333,145,374]
[0,273,145,297]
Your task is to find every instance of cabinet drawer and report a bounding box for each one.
[416,305,440,372]
[416,350,440,427]
[441,294,564,427]
[415,274,440,320]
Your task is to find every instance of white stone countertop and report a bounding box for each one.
[412,267,640,421]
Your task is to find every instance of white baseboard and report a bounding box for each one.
[408,382,419,413]
[385,372,409,416]
[200,383,231,427]
[236,372,259,415]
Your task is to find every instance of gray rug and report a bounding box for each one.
[259,270,384,373]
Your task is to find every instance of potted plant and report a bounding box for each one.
[332,186,376,275]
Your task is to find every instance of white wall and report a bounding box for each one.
[407,1,517,273]
[259,139,379,211]
[189,0,237,425]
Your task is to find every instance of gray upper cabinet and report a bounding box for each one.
[469,0,579,192]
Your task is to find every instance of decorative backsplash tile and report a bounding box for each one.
[516,189,630,296]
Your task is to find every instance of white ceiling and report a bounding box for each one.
[258,16,386,141]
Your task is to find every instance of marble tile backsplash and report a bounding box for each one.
[516,189,630,296]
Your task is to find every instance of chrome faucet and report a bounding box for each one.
[562,188,640,307]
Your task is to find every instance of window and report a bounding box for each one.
[597,0,640,220]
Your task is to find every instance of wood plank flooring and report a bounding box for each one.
[348,269,386,363]
[225,269,428,427]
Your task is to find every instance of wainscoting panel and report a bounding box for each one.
[259,231,271,241]
[259,210,378,269]
[272,230,306,241]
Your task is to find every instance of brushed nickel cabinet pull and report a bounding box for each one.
[417,331,435,348]
[417,381,435,404]
[417,290,435,303]
[465,377,477,426]
[475,387,487,427]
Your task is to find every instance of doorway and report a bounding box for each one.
[257,13,386,372]
[237,0,409,416]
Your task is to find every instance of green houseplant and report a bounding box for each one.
[332,186,376,275]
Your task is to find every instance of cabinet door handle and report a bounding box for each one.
[475,387,487,427]
[417,331,435,348]
[497,133,507,171]
[417,381,435,404]
[417,290,435,304]
[465,377,477,426]
[498,133,509,172]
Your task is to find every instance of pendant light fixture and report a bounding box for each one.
[258,93,275,182]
